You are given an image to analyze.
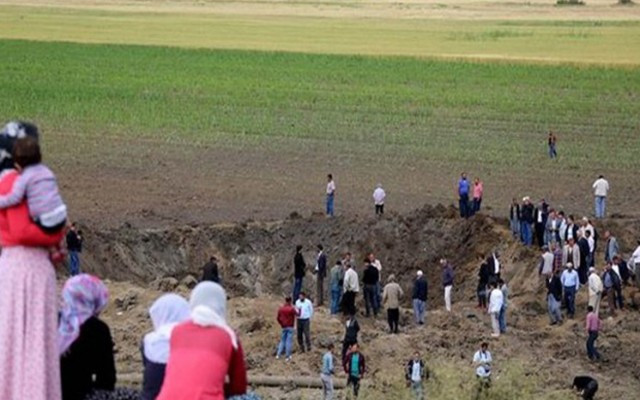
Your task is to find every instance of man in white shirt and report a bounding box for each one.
[373,184,386,216]
[592,175,610,219]
[342,263,359,316]
[326,174,336,217]
[295,292,314,352]
[488,282,504,338]
[405,352,427,400]
[473,342,492,387]
[587,267,603,314]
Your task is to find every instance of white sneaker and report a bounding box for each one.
[286,356,292,362]
[276,355,280,360]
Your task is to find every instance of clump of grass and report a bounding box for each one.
[447,30,534,41]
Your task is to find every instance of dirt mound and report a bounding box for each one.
[79,205,640,399]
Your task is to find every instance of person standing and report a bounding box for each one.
[520,197,534,246]
[66,222,83,276]
[342,314,360,362]
[477,256,490,310]
[604,231,619,264]
[534,198,549,248]
[368,253,383,312]
[488,282,504,338]
[602,263,622,316]
[362,259,380,317]
[562,238,581,276]
[373,184,386,216]
[473,343,492,394]
[472,177,483,214]
[320,344,335,400]
[276,296,298,361]
[293,245,306,302]
[545,209,560,246]
[587,268,603,315]
[457,172,470,219]
[585,231,595,269]
[498,279,509,334]
[326,174,336,217]
[382,274,403,334]
[585,306,601,362]
[295,292,313,353]
[201,256,220,284]
[561,263,580,319]
[412,270,428,325]
[509,198,520,239]
[547,269,563,325]
[441,259,454,312]
[564,215,579,243]
[577,233,590,284]
[342,262,359,316]
[552,242,564,274]
[343,343,366,399]
[315,245,327,307]
[405,352,428,400]
[592,175,609,219]
[539,246,554,278]
[329,261,344,315]
[548,131,558,159]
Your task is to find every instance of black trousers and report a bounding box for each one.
[387,308,399,333]
[296,318,311,352]
[375,204,384,215]
[363,284,378,316]
[342,291,357,316]
[347,376,360,398]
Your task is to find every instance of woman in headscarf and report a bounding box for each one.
[0,121,66,400]
[59,274,116,400]
[141,294,190,400]
[157,282,247,400]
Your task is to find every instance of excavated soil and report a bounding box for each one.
[72,205,640,399]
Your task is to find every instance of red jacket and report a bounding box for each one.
[277,304,298,328]
[157,322,247,400]
[0,170,64,247]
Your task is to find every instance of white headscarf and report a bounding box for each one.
[190,282,238,349]
[143,294,190,364]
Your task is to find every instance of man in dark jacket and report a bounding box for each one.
[315,245,327,306]
[66,222,83,276]
[412,270,428,325]
[441,259,454,312]
[547,269,563,325]
[477,257,490,309]
[201,256,221,284]
[405,352,428,400]
[362,260,380,317]
[577,234,590,285]
[520,197,534,246]
[343,343,366,399]
[534,199,549,248]
[293,245,306,301]
[342,314,360,362]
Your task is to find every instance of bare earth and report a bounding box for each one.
[4,0,640,20]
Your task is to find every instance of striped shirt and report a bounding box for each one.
[0,164,66,227]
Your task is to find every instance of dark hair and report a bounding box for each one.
[481,342,488,348]
[585,231,591,237]
[12,137,42,168]
[285,296,292,303]
[328,343,334,350]
[318,244,323,251]
[328,174,333,179]
[497,279,504,285]
[299,291,306,297]
[587,306,594,312]
[296,245,303,252]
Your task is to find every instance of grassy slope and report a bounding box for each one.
[2,39,639,170]
[1,6,640,64]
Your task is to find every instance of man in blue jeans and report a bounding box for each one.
[457,172,470,218]
[66,222,83,276]
[276,296,298,361]
[326,174,336,217]
[520,197,535,246]
[329,261,344,315]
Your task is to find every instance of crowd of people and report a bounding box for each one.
[0,120,625,400]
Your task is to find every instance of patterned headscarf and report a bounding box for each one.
[0,121,39,172]
[58,274,109,354]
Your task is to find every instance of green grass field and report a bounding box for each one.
[2,39,639,170]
